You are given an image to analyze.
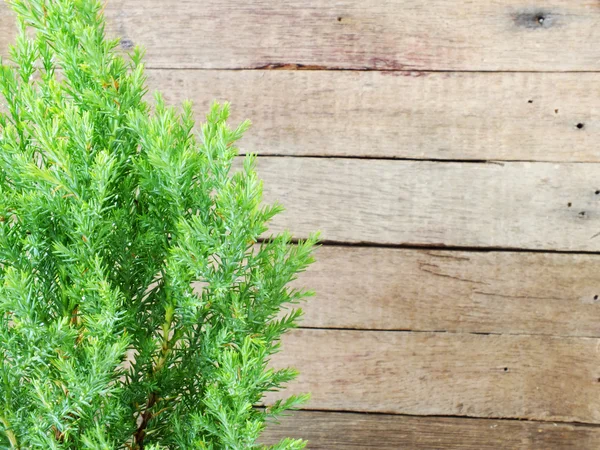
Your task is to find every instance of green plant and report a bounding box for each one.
[0,0,318,448]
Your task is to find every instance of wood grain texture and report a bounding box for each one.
[3,0,600,71]
[264,329,600,423]
[260,411,600,449]
[254,157,600,251]
[291,247,600,337]
[5,70,598,162]
[149,70,600,162]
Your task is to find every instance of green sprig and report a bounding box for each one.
[0,0,318,448]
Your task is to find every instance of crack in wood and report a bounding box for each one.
[254,63,329,70]
[418,262,488,285]
[424,251,471,261]
[472,290,566,302]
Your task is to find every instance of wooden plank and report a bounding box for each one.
[2,1,600,70]
[3,1,600,71]
[254,157,600,251]
[4,70,598,163]
[149,70,600,162]
[289,247,600,337]
[260,411,600,450]
[264,329,600,423]
[5,70,598,162]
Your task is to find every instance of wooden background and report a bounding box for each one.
[3,1,600,448]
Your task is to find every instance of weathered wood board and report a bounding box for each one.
[1,0,599,441]
[255,157,600,251]
[4,70,598,162]
[3,1,599,71]
[149,70,600,162]
[264,329,600,424]
[260,411,600,450]
[288,246,600,337]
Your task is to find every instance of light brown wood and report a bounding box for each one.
[149,70,600,162]
[260,411,600,449]
[3,1,599,71]
[264,329,600,424]
[290,247,600,337]
[5,70,598,162]
[253,157,600,251]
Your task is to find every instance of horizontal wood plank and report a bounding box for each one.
[264,329,600,423]
[260,411,600,449]
[255,157,600,251]
[150,70,600,162]
[3,1,600,71]
[289,247,600,337]
[5,70,598,162]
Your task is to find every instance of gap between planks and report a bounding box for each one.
[294,239,600,255]
[245,154,600,165]
[293,326,600,341]
[134,67,600,73]
[278,407,600,427]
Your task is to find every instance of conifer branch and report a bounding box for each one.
[0,0,318,447]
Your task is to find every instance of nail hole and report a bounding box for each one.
[120,38,134,50]
[577,123,585,129]
[597,377,600,382]
[594,295,598,300]
[567,202,572,207]
[595,190,599,195]
[504,367,508,372]
[579,211,586,217]
[337,16,342,22]
[513,11,553,29]
[554,109,559,114]
[528,99,533,104]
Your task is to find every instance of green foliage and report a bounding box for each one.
[0,0,318,448]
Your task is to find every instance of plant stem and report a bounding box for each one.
[133,304,176,449]
[133,391,158,450]
[0,416,18,449]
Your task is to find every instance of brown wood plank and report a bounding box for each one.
[2,1,600,70]
[254,157,600,251]
[260,411,600,449]
[5,70,598,162]
[3,70,599,163]
[287,247,600,337]
[150,70,600,162]
[264,329,600,423]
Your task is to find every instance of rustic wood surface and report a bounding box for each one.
[1,0,599,444]
[264,329,600,424]
[287,246,600,337]
[260,411,600,449]
[149,70,600,162]
[255,157,600,251]
[3,1,599,71]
